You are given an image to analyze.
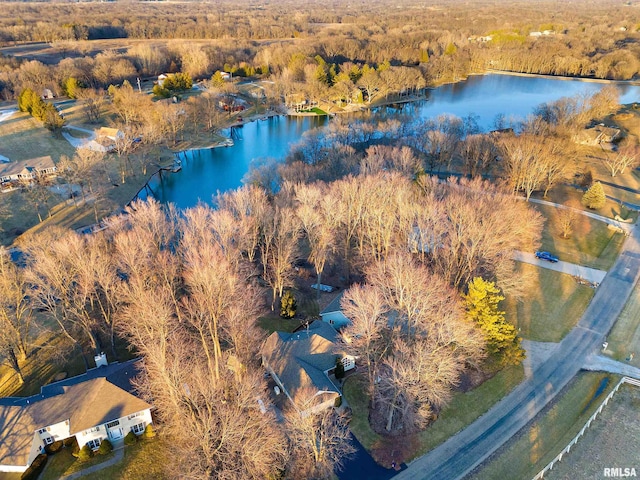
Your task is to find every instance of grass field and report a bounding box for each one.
[0,111,75,163]
[343,364,525,464]
[532,201,628,270]
[503,263,595,342]
[470,372,618,480]
[40,447,115,480]
[38,437,166,480]
[257,315,303,334]
[604,281,640,366]
[545,384,640,480]
[84,437,167,480]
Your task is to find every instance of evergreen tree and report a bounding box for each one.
[211,71,225,88]
[581,181,606,209]
[17,88,38,113]
[280,290,297,319]
[464,277,524,365]
[334,357,345,379]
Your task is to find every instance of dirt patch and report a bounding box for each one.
[370,435,418,468]
[456,367,492,393]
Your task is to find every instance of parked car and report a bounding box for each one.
[535,251,559,263]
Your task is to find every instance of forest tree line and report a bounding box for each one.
[1,0,640,101]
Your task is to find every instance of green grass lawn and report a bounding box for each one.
[257,315,303,334]
[344,364,524,464]
[532,202,627,270]
[503,263,595,342]
[40,447,115,480]
[87,437,168,480]
[604,280,640,365]
[470,372,618,480]
[542,385,640,479]
[0,111,75,163]
[343,375,380,451]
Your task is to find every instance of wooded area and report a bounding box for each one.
[1,0,640,477]
[1,0,639,103]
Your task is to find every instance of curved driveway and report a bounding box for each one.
[394,222,640,480]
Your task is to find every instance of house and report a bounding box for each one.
[320,292,350,329]
[574,125,621,147]
[0,156,57,184]
[0,360,152,474]
[261,320,355,415]
[157,73,170,87]
[96,127,124,142]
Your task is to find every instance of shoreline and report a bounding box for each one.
[81,69,638,231]
[479,69,640,86]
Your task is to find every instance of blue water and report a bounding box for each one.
[154,74,640,209]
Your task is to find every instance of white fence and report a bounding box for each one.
[532,376,640,480]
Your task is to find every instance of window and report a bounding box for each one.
[127,412,143,421]
[105,420,120,429]
[85,426,100,435]
[87,438,101,450]
[131,422,146,435]
[44,437,54,445]
[37,428,47,434]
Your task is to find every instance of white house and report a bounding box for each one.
[0,156,57,184]
[261,321,355,415]
[0,360,152,474]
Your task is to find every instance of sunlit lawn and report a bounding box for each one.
[503,263,594,342]
[604,280,640,364]
[88,437,168,480]
[543,385,640,480]
[344,364,524,463]
[0,311,135,398]
[0,111,75,163]
[469,372,617,480]
[532,202,628,270]
[40,447,115,480]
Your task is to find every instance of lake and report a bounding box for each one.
[149,74,640,209]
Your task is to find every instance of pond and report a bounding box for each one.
[149,74,640,209]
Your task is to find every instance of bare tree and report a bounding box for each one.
[0,249,35,384]
[377,337,466,433]
[295,182,336,295]
[217,185,270,264]
[76,88,105,124]
[25,229,103,366]
[341,284,389,405]
[604,145,639,177]
[498,133,548,200]
[261,206,300,310]
[556,200,580,239]
[460,134,497,178]
[284,389,355,480]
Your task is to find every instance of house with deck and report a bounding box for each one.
[0,360,152,474]
[261,320,355,415]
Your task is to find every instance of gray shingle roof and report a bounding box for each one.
[262,321,343,407]
[320,291,345,315]
[0,360,150,468]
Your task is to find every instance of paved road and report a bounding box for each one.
[513,251,607,284]
[394,222,640,480]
